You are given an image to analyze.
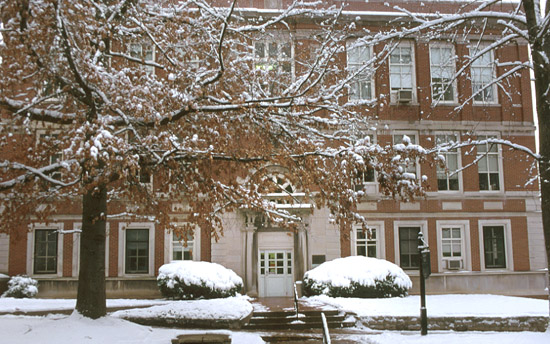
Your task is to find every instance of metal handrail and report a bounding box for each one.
[293,282,299,320]
[321,312,331,344]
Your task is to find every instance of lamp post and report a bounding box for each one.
[418,231,430,335]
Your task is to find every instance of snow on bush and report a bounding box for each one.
[157,261,243,300]
[303,256,412,298]
[1,275,38,298]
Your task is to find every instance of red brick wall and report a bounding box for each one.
[201,226,212,262]
[8,224,27,276]
[511,217,530,271]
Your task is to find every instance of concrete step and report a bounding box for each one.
[252,309,339,318]
[249,314,347,324]
[244,317,356,330]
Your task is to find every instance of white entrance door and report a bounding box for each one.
[259,250,293,297]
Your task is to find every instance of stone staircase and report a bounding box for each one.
[244,308,356,330]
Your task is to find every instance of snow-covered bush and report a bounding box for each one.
[1,275,39,298]
[157,261,243,300]
[302,256,412,298]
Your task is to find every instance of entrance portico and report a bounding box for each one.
[241,211,310,297]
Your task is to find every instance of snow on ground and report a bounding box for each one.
[1,295,549,343]
[0,298,168,313]
[305,294,550,317]
[0,313,265,344]
[112,295,252,320]
[367,331,550,344]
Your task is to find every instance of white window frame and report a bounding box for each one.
[36,130,63,182]
[347,42,375,101]
[118,222,155,277]
[476,133,504,192]
[393,220,428,271]
[164,223,201,263]
[72,223,110,278]
[478,219,514,271]
[393,131,420,179]
[429,43,457,104]
[27,223,64,277]
[436,220,471,272]
[354,133,377,192]
[389,42,416,103]
[470,44,498,104]
[351,221,385,259]
[435,132,462,192]
[253,39,294,95]
[129,43,155,75]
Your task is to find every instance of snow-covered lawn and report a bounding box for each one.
[0,298,168,313]
[305,294,549,317]
[112,296,252,321]
[367,331,550,344]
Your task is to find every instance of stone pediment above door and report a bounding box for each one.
[242,210,311,233]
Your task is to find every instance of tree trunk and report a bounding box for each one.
[75,185,107,319]
[524,0,550,319]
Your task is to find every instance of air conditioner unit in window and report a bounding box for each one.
[446,259,463,270]
[397,89,413,103]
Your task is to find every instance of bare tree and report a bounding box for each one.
[372,0,550,314]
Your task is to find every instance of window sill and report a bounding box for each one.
[472,102,500,107]
[389,102,420,106]
[29,274,62,279]
[108,276,158,280]
[120,273,154,278]
[431,102,459,107]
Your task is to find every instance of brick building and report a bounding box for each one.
[0,0,547,298]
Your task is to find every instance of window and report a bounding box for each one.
[441,227,462,259]
[347,43,374,100]
[355,134,376,188]
[39,79,63,101]
[262,173,297,205]
[34,229,58,274]
[430,45,456,102]
[356,228,377,257]
[393,133,418,178]
[482,226,506,268]
[311,255,326,268]
[398,227,420,269]
[27,224,63,276]
[260,251,292,275]
[441,227,464,270]
[39,133,62,181]
[125,228,149,274]
[436,221,470,272]
[389,44,415,102]
[139,157,152,186]
[470,47,496,103]
[72,223,110,277]
[477,135,501,191]
[172,232,194,261]
[353,222,385,258]
[130,43,155,75]
[254,41,292,95]
[436,134,460,191]
[164,224,200,263]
